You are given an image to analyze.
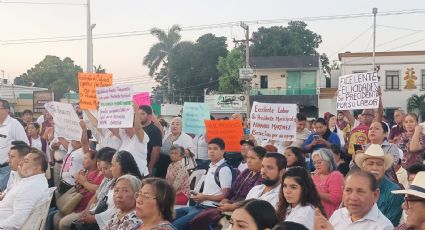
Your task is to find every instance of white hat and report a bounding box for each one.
[354,144,394,171]
[392,171,425,199]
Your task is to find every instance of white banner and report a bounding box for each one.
[337,72,380,110]
[45,102,82,141]
[250,102,297,142]
[97,85,134,128]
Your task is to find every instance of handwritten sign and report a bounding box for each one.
[133,92,151,106]
[337,72,380,110]
[250,102,297,142]
[182,102,210,135]
[205,120,243,152]
[44,102,82,141]
[97,85,134,128]
[78,73,113,109]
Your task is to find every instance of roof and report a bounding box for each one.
[338,50,425,60]
[250,55,320,69]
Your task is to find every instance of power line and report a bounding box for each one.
[2,8,425,45]
[329,25,373,58]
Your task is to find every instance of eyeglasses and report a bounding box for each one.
[404,196,425,209]
[134,192,156,200]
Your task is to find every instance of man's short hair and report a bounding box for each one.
[138,105,153,115]
[10,141,31,158]
[0,99,10,110]
[264,152,287,170]
[29,148,48,172]
[406,164,425,176]
[208,137,225,150]
[296,113,307,122]
[346,170,378,191]
[22,109,33,116]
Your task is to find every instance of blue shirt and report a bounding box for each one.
[377,176,404,227]
[303,132,341,152]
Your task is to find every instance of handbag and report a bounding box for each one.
[56,186,83,215]
[94,195,108,214]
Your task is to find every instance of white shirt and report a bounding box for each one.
[95,186,117,229]
[61,146,84,185]
[119,129,149,176]
[237,162,247,172]
[291,128,311,149]
[201,158,232,207]
[163,132,197,155]
[396,166,409,189]
[285,204,315,230]
[0,116,29,163]
[97,128,122,151]
[246,184,281,209]
[329,204,393,230]
[193,135,208,160]
[0,173,48,229]
[4,171,20,195]
[31,137,43,152]
[36,115,44,125]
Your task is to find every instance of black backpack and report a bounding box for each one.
[214,161,239,187]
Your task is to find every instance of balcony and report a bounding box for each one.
[249,87,317,96]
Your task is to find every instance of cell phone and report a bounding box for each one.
[190,191,198,196]
[211,202,220,207]
[313,135,320,140]
[243,128,250,135]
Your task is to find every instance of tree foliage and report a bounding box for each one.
[217,48,244,94]
[407,94,425,121]
[14,55,82,100]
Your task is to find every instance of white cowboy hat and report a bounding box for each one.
[392,171,425,199]
[354,144,394,171]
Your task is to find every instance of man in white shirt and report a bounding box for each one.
[0,148,49,229]
[118,106,150,176]
[0,99,30,190]
[315,170,393,230]
[0,141,31,200]
[246,152,286,208]
[173,137,232,230]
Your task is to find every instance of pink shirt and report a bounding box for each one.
[312,170,344,217]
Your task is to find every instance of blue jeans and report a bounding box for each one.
[172,206,208,230]
[0,165,11,191]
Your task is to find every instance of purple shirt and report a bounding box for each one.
[389,124,405,141]
[228,169,262,202]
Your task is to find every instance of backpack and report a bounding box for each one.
[214,161,239,188]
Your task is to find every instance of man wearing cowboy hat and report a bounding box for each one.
[355,144,404,226]
[392,171,425,230]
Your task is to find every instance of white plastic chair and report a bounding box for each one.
[189,169,206,190]
[21,187,56,230]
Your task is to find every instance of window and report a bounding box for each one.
[422,70,425,90]
[386,71,399,90]
[260,75,268,88]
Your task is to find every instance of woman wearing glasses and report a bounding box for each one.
[104,174,142,230]
[135,178,177,230]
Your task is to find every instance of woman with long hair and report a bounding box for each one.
[284,147,306,169]
[229,199,278,230]
[276,167,326,230]
[397,113,425,169]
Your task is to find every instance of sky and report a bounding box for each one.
[1,0,425,93]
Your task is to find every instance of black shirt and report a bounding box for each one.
[143,122,162,161]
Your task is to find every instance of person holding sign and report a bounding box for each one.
[303,118,341,154]
[117,104,150,177]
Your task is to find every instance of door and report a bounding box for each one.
[287,71,301,95]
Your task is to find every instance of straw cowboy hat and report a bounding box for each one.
[354,144,394,171]
[392,171,425,199]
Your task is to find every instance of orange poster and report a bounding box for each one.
[204,120,243,152]
[78,73,113,109]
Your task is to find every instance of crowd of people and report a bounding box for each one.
[0,96,424,230]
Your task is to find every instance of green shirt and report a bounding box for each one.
[377,176,403,226]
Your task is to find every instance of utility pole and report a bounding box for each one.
[87,0,93,73]
[372,7,378,73]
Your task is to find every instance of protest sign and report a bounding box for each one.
[33,91,54,113]
[97,85,134,128]
[204,120,243,152]
[336,72,380,110]
[44,102,82,141]
[182,102,210,135]
[78,73,113,109]
[133,92,151,106]
[250,102,297,142]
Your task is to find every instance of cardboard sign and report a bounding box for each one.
[337,72,380,110]
[97,85,134,128]
[250,102,297,142]
[78,73,113,109]
[44,102,82,141]
[182,102,210,135]
[205,120,243,152]
[133,92,151,106]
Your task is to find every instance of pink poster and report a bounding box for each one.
[133,92,151,106]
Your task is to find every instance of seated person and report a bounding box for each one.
[0,148,49,229]
[166,145,190,205]
[172,138,233,230]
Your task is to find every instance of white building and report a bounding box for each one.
[0,83,48,113]
[320,50,425,118]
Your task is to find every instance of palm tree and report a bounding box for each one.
[94,64,106,73]
[407,94,425,121]
[143,25,182,100]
